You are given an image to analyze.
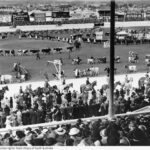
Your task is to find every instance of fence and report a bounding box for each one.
[0,106,150,134]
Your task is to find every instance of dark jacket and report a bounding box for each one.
[13,138,27,146]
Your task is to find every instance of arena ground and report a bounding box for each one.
[0,38,150,82]
[0,72,146,99]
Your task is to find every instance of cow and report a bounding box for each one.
[125,65,137,73]
[53,47,63,53]
[41,48,51,55]
[89,67,100,76]
[0,74,13,84]
[29,49,40,55]
[22,49,29,56]
[10,49,15,56]
[67,46,74,52]
[87,58,95,65]
[115,56,120,63]
[72,58,82,65]
[0,50,4,56]
[17,50,22,56]
[4,50,10,56]
[97,57,107,63]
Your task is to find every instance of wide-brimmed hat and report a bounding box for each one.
[100,129,107,137]
[42,128,49,134]
[55,127,66,135]
[69,127,80,136]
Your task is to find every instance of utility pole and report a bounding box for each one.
[109,0,115,119]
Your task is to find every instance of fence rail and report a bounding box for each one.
[0,106,150,134]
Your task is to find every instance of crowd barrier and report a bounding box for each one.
[0,107,150,134]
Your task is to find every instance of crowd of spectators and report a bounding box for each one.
[0,114,150,146]
[0,18,100,27]
[0,73,150,146]
[0,73,150,125]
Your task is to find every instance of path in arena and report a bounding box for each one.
[0,72,147,98]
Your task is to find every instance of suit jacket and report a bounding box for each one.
[13,138,27,146]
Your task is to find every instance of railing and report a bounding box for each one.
[0,106,150,134]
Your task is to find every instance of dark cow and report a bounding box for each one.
[4,50,10,56]
[30,49,40,54]
[22,50,29,56]
[10,49,15,56]
[0,50,3,56]
[67,46,74,52]
[53,48,63,53]
[97,57,107,63]
[115,56,120,63]
[41,48,51,55]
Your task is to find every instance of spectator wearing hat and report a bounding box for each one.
[24,135,33,146]
[1,133,11,146]
[55,127,66,145]
[65,138,74,146]
[106,122,120,146]
[100,129,108,145]
[90,120,102,146]
[128,121,148,145]
[13,130,26,146]
[69,127,81,146]
[44,137,57,146]
[119,136,130,146]
[78,128,93,146]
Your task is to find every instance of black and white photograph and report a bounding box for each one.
[0,0,150,148]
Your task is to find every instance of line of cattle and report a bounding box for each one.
[0,46,74,56]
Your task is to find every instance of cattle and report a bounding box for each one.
[87,58,95,65]
[0,50,4,56]
[89,67,100,76]
[22,49,29,56]
[0,74,13,84]
[125,65,137,73]
[4,50,10,56]
[53,47,63,53]
[115,56,120,63]
[17,50,22,56]
[72,58,82,65]
[67,46,74,52]
[97,57,107,63]
[29,49,40,54]
[41,48,51,55]
[10,49,15,56]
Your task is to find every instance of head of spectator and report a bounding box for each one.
[44,137,57,146]
[65,138,74,146]
[69,127,81,145]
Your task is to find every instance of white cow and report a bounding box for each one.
[0,75,13,84]
[89,67,100,76]
[87,58,95,64]
[128,65,137,72]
